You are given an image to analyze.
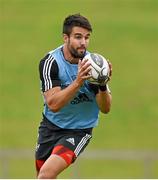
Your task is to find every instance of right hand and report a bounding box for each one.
[76,59,91,86]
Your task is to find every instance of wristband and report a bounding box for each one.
[99,84,107,91]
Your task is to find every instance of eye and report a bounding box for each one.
[75,35,82,39]
[85,36,90,40]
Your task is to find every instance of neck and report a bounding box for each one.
[62,45,79,64]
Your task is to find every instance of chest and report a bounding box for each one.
[58,62,78,86]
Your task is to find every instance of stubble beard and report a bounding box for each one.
[69,45,86,59]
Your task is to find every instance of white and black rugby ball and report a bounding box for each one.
[83,53,110,85]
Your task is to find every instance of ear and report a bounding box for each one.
[63,34,69,43]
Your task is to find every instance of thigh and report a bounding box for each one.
[38,154,68,179]
[54,131,92,162]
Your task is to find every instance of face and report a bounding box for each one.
[64,27,91,59]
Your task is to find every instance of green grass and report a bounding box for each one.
[64,159,144,179]
[0,0,158,178]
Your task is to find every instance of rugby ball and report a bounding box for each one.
[84,53,110,85]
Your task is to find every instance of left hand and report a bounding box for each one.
[99,60,112,86]
[107,60,112,81]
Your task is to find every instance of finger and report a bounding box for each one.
[82,74,92,80]
[80,62,91,72]
[109,67,112,77]
[107,60,112,77]
[82,58,89,63]
[79,66,91,77]
[107,76,111,82]
[81,58,89,66]
[84,66,91,75]
[78,59,90,72]
[78,59,82,66]
[78,59,82,69]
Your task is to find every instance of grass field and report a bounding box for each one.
[0,0,158,178]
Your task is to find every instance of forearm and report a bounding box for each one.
[44,59,91,112]
[45,80,81,112]
[96,89,112,114]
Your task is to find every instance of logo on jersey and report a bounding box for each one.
[36,143,40,152]
[66,138,75,146]
[71,93,92,105]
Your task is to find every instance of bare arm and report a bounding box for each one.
[44,59,91,112]
[44,81,80,112]
[96,61,112,113]
[96,88,112,113]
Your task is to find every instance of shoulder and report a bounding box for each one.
[39,45,63,73]
[38,53,61,92]
[39,54,54,70]
[39,53,59,73]
[48,45,63,58]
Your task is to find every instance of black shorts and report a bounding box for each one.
[35,115,93,162]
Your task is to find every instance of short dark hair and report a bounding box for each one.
[63,13,92,35]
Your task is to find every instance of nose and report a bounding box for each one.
[81,38,86,46]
